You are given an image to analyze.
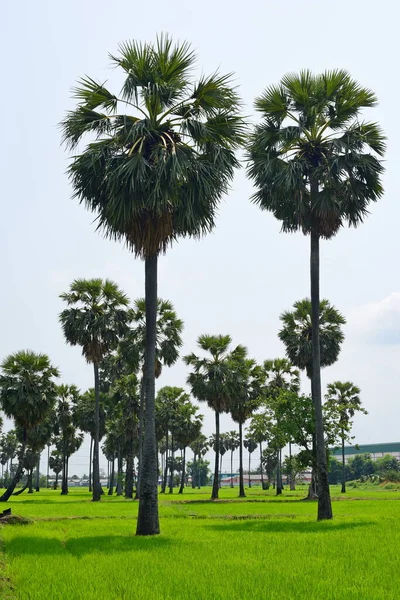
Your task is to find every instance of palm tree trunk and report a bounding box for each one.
[230,449,234,488]
[239,422,245,498]
[248,452,251,488]
[135,377,145,500]
[341,434,346,493]
[92,362,101,502]
[89,436,93,492]
[211,411,220,500]
[161,430,168,494]
[197,453,201,489]
[310,228,332,520]
[125,440,134,499]
[276,450,282,496]
[0,433,27,501]
[54,471,59,490]
[289,442,296,491]
[28,469,34,493]
[46,445,50,489]
[35,453,40,492]
[192,451,196,489]
[219,453,223,488]
[178,447,186,494]
[108,457,115,496]
[260,443,264,490]
[116,451,123,496]
[169,435,174,494]
[136,253,160,536]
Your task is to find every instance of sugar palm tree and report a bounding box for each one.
[225,431,240,488]
[0,351,59,501]
[248,70,385,520]
[325,381,366,493]
[185,335,244,500]
[190,434,209,489]
[247,413,273,490]
[59,278,129,501]
[173,402,203,494]
[243,437,257,488]
[229,355,265,497]
[61,36,245,535]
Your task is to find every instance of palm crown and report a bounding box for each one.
[279,299,346,378]
[61,35,246,257]
[247,70,385,238]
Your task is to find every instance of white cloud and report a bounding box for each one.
[347,292,400,344]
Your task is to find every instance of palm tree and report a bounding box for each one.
[190,434,208,489]
[61,36,245,535]
[49,450,63,489]
[0,351,59,501]
[248,70,385,520]
[173,403,203,494]
[59,278,129,501]
[225,431,240,488]
[126,298,183,498]
[229,355,265,497]
[279,299,346,498]
[279,299,346,380]
[247,413,272,490]
[185,335,244,500]
[325,381,366,493]
[243,437,257,488]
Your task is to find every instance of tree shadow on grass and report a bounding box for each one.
[5,535,173,558]
[205,519,374,534]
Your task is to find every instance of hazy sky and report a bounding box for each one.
[1,0,399,476]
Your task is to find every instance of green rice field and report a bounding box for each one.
[1,485,399,599]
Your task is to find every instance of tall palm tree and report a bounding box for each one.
[325,381,366,493]
[247,70,385,520]
[61,36,245,535]
[59,278,129,501]
[229,355,265,497]
[0,351,59,501]
[185,335,244,500]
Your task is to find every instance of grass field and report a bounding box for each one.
[1,484,399,599]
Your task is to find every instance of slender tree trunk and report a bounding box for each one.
[28,469,34,493]
[230,450,234,488]
[341,434,346,493]
[125,440,134,499]
[289,442,296,491]
[136,254,160,536]
[61,450,67,495]
[116,451,123,496]
[0,433,27,501]
[135,377,145,500]
[248,452,251,488]
[197,453,201,489]
[178,447,186,494]
[211,411,220,500]
[169,435,174,494]
[89,436,93,492]
[108,457,115,496]
[219,453,223,488]
[310,227,332,520]
[53,471,59,490]
[239,422,245,498]
[192,451,196,489]
[260,443,264,490]
[92,363,101,502]
[276,450,282,496]
[46,445,50,489]
[35,453,40,492]
[161,430,168,494]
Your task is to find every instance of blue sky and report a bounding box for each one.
[1,0,399,475]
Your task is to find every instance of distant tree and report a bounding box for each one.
[173,403,203,494]
[0,351,59,501]
[244,438,257,488]
[189,434,209,489]
[325,381,366,492]
[49,451,63,489]
[225,431,240,488]
[60,278,129,501]
[247,413,273,490]
[185,335,245,499]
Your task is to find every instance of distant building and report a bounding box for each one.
[330,442,400,464]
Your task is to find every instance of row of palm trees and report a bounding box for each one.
[55,35,385,534]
